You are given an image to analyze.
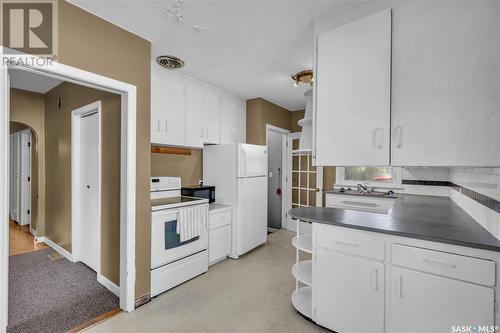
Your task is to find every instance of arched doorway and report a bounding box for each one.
[8,121,46,255]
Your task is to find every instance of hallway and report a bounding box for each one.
[9,219,47,256]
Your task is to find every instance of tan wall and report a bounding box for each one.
[289,110,305,133]
[246,98,292,145]
[10,89,46,234]
[57,0,151,297]
[151,150,203,187]
[44,82,121,285]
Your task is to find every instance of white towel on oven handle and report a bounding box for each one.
[176,204,208,242]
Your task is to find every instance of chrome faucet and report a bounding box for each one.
[357,183,368,193]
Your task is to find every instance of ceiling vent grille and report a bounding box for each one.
[156,55,185,70]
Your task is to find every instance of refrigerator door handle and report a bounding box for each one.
[241,148,246,177]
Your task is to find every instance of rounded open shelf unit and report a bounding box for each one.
[292,286,312,319]
[292,235,312,254]
[297,118,312,127]
[292,260,312,286]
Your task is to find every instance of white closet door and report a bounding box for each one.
[78,113,99,272]
[19,130,31,226]
[9,133,20,222]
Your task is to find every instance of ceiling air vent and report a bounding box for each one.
[156,55,185,70]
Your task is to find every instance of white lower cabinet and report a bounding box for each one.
[314,248,385,333]
[389,266,495,333]
[310,223,498,333]
[208,206,232,265]
[208,225,231,265]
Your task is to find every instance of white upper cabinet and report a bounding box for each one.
[151,63,186,146]
[390,2,500,166]
[314,9,391,166]
[220,99,246,144]
[186,83,220,147]
[151,61,245,148]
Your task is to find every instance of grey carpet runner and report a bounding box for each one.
[8,248,119,333]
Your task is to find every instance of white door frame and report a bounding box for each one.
[71,101,102,278]
[265,124,290,229]
[0,52,137,331]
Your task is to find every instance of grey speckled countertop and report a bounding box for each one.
[289,194,500,252]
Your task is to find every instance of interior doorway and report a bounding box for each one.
[266,125,289,231]
[0,55,138,332]
[286,133,323,232]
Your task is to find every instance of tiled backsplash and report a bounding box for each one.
[401,167,500,239]
[400,167,450,197]
[448,168,500,239]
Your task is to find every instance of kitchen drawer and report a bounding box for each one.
[209,225,231,265]
[392,244,496,287]
[325,193,395,214]
[151,250,208,297]
[209,209,231,230]
[315,224,385,261]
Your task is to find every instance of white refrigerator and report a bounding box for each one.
[203,143,268,258]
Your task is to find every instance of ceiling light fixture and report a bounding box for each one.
[164,0,209,33]
[291,70,314,87]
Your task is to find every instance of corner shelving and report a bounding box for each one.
[292,285,312,318]
[292,260,312,285]
[291,219,313,319]
[292,235,312,254]
[297,117,312,127]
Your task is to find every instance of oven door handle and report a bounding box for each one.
[152,209,181,218]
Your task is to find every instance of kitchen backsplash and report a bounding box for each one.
[400,167,500,239]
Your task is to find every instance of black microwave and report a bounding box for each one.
[181,185,215,203]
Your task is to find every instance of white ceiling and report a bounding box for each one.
[69,0,362,110]
[10,69,62,94]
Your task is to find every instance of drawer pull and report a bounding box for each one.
[422,259,456,269]
[336,241,358,247]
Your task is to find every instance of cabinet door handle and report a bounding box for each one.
[395,126,403,148]
[422,259,456,269]
[396,275,403,298]
[156,119,161,132]
[205,127,209,138]
[335,241,358,247]
[373,127,383,149]
[165,120,168,133]
[371,269,378,290]
[199,127,204,138]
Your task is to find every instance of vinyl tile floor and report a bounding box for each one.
[85,229,327,333]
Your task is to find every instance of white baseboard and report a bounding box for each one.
[97,274,120,297]
[37,236,74,262]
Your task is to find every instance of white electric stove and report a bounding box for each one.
[150,177,209,297]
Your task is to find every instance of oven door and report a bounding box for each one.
[151,208,208,269]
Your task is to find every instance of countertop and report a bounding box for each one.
[289,194,500,252]
[209,203,232,213]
